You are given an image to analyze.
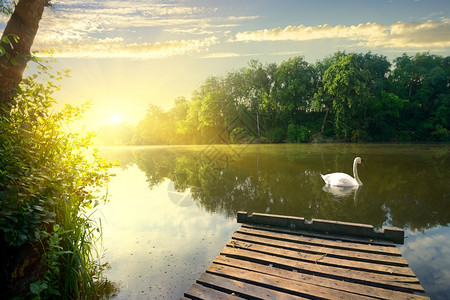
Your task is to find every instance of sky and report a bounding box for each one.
[1,0,450,129]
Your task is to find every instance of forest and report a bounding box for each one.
[98,51,450,145]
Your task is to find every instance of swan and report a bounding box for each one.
[321,157,363,187]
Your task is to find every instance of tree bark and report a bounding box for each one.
[320,107,329,134]
[0,0,49,110]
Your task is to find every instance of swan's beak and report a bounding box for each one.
[360,160,364,166]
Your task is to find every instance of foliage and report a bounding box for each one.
[0,58,113,298]
[230,127,253,144]
[103,51,449,145]
[287,124,310,143]
[0,0,15,15]
[265,127,285,143]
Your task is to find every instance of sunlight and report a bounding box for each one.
[108,112,123,125]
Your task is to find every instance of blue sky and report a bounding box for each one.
[2,0,450,127]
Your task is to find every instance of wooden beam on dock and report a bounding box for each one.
[182,212,428,300]
[237,211,405,244]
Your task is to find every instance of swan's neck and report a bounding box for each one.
[353,160,363,186]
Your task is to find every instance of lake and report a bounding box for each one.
[95,144,450,299]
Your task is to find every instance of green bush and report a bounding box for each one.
[230,127,254,144]
[265,127,285,143]
[0,59,113,298]
[286,124,310,143]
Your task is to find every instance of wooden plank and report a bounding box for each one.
[237,211,404,244]
[226,239,415,277]
[196,272,307,300]
[207,262,376,300]
[221,247,425,293]
[238,225,401,256]
[241,223,397,247]
[232,232,409,266]
[183,215,428,299]
[184,282,243,299]
[214,255,429,300]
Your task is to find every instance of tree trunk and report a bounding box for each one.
[256,108,260,142]
[0,0,49,110]
[320,107,329,134]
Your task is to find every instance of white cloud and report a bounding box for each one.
[23,1,258,59]
[231,19,450,49]
[201,52,241,58]
[33,36,219,59]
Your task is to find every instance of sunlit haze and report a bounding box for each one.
[1,0,449,129]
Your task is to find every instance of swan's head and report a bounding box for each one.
[355,157,364,166]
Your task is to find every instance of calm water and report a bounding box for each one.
[95,144,450,299]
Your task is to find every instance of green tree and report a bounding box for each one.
[312,52,344,136]
[273,56,315,114]
[367,91,407,140]
[358,52,391,98]
[242,60,277,141]
[272,56,316,139]
[177,98,203,144]
[196,76,228,139]
[133,104,171,144]
[321,53,370,140]
[389,52,450,140]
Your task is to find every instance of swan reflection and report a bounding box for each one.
[322,184,361,199]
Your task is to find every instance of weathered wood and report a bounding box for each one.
[213,256,429,300]
[241,223,397,247]
[196,273,307,299]
[184,282,243,299]
[237,211,404,244]
[225,239,413,277]
[221,247,424,292]
[231,232,409,267]
[183,213,427,299]
[238,225,401,255]
[207,263,376,300]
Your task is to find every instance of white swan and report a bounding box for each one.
[321,157,363,187]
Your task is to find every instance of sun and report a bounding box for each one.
[108,113,124,125]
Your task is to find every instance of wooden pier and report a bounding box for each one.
[182,211,428,300]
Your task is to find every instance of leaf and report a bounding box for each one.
[33,205,44,211]
[30,282,41,295]
[32,280,49,294]
[2,36,11,45]
[11,58,19,66]
[6,215,18,223]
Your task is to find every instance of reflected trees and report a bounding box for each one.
[118,145,450,232]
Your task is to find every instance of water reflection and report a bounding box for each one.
[102,144,449,231]
[322,184,360,199]
[94,165,240,299]
[98,144,450,299]
[400,226,450,299]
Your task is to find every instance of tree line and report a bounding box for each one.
[100,51,449,145]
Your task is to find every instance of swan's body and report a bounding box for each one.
[321,157,363,187]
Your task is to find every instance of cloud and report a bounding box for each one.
[231,19,450,49]
[33,36,219,59]
[202,50,303,59]
[38,2,215,35]
[23,1,257,59]
[201,52,242,58]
